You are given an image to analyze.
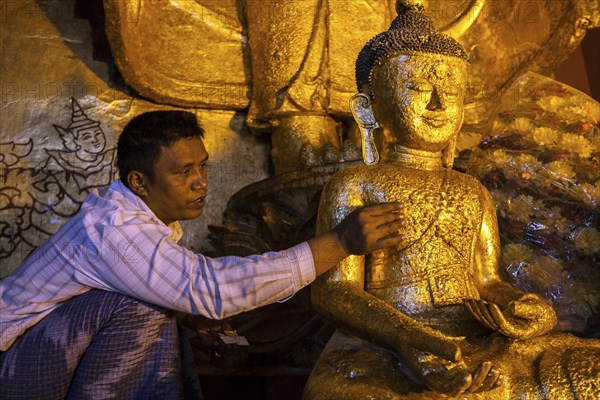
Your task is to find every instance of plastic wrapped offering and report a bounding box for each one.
[467,72,600,335]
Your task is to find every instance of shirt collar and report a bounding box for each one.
[168,221,184,243]
[110,179,184,243]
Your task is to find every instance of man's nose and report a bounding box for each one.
[426,87,445,111]
[191,172,207,190]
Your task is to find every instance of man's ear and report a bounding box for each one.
[349,93,380,165]
[127,171,147,197]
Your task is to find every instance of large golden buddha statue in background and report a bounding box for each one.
[104,0,600,175]
[303,2,600,398]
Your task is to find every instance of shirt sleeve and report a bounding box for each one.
[74,221,316,319]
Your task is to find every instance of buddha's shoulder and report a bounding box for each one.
[325,164,396,187]
[323,165,367,193]
[447,169,485,188]
[328,163,377,177]
[328,165,485,183]
[446,169,494,203]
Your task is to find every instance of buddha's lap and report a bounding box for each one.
[304,329,600,399]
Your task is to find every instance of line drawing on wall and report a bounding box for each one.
[0,98,117,273]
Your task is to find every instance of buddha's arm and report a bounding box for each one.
[474,187,541,304]
[474,189,525,306]
[472,188,556,338]
[312,260,461,361]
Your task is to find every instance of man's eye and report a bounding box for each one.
[182,169,190,175]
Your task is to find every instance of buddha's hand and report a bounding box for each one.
[464,295,557,339]
[405,348,500,396]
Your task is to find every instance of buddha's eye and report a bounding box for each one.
[443,85,460,97]
[406,82,432,92]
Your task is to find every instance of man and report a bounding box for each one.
[0,110,405,399]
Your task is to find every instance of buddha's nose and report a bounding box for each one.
[426,87,445,111]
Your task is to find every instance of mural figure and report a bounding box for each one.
[0,140,34,264]
[39,97,116,207]
[0,98,116,275]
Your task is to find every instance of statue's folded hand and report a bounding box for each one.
[464,296,556,339]
[409,349,500,396]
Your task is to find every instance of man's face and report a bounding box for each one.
[371,53,466,152]
[141,137,209,225]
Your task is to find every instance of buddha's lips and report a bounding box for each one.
[422,116,448,127]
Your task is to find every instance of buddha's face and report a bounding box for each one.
[370,53,467,152]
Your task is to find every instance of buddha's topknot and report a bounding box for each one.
[355,2,468,94]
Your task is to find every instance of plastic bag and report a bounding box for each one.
[467,72,600,335]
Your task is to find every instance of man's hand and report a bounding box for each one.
[308,203,404,276]
[332,202,405,255]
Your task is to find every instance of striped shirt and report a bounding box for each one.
[0,179,315,351]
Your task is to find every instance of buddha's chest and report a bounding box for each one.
[360,168,481,251]
[355,168,482,305]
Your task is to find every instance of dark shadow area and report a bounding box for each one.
[581,28,600,101]
[554,28,600,102]
[35,0,130,92]
[199,373,309,400]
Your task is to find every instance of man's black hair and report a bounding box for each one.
[117,110,204,188]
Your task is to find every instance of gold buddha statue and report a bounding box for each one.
[303,2,600,398]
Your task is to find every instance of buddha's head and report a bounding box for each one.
[351,0,468,167]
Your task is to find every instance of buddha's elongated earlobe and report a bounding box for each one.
[350,93,380,165]
[442,107,463,168]
[442,136,456,169]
